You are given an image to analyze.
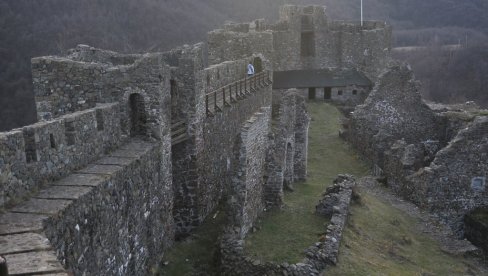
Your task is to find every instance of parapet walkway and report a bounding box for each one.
[0,138,156,275]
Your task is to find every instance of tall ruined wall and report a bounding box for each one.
[346,63,443,168]
[33,46,172,141]
[172,55,273,237]
[345,62,488,235]
[409,116,488,233]
[199,73,272,220]
[265,89,310,208]
[0,103,121,208]
[228,108,271,237]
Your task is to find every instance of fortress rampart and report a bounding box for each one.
[4,4,461,275]
[0,103,121,207]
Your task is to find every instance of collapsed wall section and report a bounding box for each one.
[344,62,488,236]
[345,63,442,168]
[0,103,121,208]
[409,116,488,233]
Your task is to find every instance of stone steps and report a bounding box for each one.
[0,138,154,275]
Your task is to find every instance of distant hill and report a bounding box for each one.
[0,0,487,130]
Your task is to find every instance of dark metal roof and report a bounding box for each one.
[272,68,372,89]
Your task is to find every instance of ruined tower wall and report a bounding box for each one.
[0,103,122,208]
[346,64,442,168]
[271,5,392,81]
[409,117,488,234]
[265,89,310,208]
[229,107,271,237]
[33,48,172,141]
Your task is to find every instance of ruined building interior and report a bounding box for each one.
[0,5,487,276]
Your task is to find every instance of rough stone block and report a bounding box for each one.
[11,198,72,215]
[78,164,122,176]
[0,212,47,235]
[51,173,107,187]
[35,185,92,200]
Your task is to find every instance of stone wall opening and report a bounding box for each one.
[324,87,332,99]
[129,93,147,137]
[50,133,56,149]
[23,129,38,163]
[300,32,315,57]
[65,121,76,146]
[96,109,104,131]
[253,57,263,73]
[308,88,316,100]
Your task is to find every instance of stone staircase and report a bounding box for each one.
[0,138,156,275]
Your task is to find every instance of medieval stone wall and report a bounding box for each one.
[409,117,488,234]
[171,55,273,237]
[0,139,174,276]
[345,63,443,168]
[0,103,121,208]
[265,89,310,208]
[33,47,172,141]
[271,5,391,81]
[228,108,271,238]
[345,62,488,235]
[207,22,274,66]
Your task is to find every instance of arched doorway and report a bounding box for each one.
[253,57,263,73]
[129,93,147,137]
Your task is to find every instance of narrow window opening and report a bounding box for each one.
[96,109,104,131]
[50,133,56,149]
[300,32,315,57]
[129,93,147,137]
[253,57,263,73]
[338,90,343,96]
[23,129,38,163]
[353,90,358,95]
[65,121,76,146]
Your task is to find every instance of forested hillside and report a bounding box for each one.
[1,0,487,130]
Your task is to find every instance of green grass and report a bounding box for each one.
[244,101,369,263]
[158,101,484,275]
[328,191,484,275]
[155,209,226,275]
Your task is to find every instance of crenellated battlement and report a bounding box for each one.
[0,103,121,207]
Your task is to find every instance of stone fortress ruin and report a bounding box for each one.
[0,4,487,276]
